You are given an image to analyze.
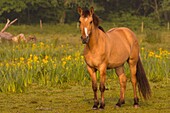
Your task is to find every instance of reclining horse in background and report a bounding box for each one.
[77,7,151,109]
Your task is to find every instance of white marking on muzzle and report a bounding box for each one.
[84,27,88,37]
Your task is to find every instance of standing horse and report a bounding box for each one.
[77,7,151,109]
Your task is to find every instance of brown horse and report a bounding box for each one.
[77,7,151,109]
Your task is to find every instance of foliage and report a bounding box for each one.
[161,0,170,11]
[0,0,26,14]
[101,12,161,32]
[141,47,170,82]
[0,41,88,92]
[0,0,170,24]
[160,0,170,21]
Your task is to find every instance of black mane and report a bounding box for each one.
[98,26,105,32]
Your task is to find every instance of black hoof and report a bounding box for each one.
[133,97,139,108]
[115,103,121,108]
[99,103,105,109]
[114,104,121,108]
[92,101,99,110]
[92,105,98,110]
[115,99,125,108]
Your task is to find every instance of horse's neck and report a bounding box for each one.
[86,27,100,51]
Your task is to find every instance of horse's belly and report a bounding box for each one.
[107,61,125,69]
[107,53,129,69]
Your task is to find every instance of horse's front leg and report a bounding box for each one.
[87,66,99,109]
[99,65,106,109]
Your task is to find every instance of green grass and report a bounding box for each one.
[0,79,169,113]
[0,23,170,112]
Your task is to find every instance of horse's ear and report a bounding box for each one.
[90,7,94,15]
[77,7,83,15]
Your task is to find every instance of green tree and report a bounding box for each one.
[0,0,169,24]
[0,0,26,15]
[0,0,93,23]
[161,0,170,21]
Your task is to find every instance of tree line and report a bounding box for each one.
[0,0,170,24]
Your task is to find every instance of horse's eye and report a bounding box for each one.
[90,21,93,24]
[79,21,81,24]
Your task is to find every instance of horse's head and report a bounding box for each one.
[77,7,94,44]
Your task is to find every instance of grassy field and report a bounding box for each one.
[0,23,170,112]
[0,80,169,113]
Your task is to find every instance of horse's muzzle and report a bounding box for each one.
[81,36,89,44]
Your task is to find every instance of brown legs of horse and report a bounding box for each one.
[87,66,99,109]
[115,63,139,108]
[115,66,127,107]
[87,66,106,109]
[99,66,106,109]
[128,41,140,107]
[128,56,151,107]
[129,59,139,108]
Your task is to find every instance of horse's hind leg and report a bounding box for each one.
[128,59,139,108]
[128,41,140,107]
[87,66,99,109]
[115,66,127,107]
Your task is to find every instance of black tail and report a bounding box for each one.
[136,57,151,100]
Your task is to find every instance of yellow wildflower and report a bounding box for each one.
[17,62,21,66]
[42,59,48,64]
[162,50,168,56]
[27,54,33,62]
[40,42,44,47]
[66,55,71,60]
[61,57,65,61]
[40,56,49,64]
[30,54,33,58]
[20,57,24,61]
[6,63,9,68]
[155,55,162,59]
[53,64,57,68]
[33,55,38,62]
[62,61,66,68]
[32,43,36,48]
[45,55,49,60]
[27,62,32,69]
[148,51,155,57]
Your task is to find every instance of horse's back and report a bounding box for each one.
[107,27,137,43]
[106,27,139,51]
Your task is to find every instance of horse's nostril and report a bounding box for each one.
[80,36,90,44]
